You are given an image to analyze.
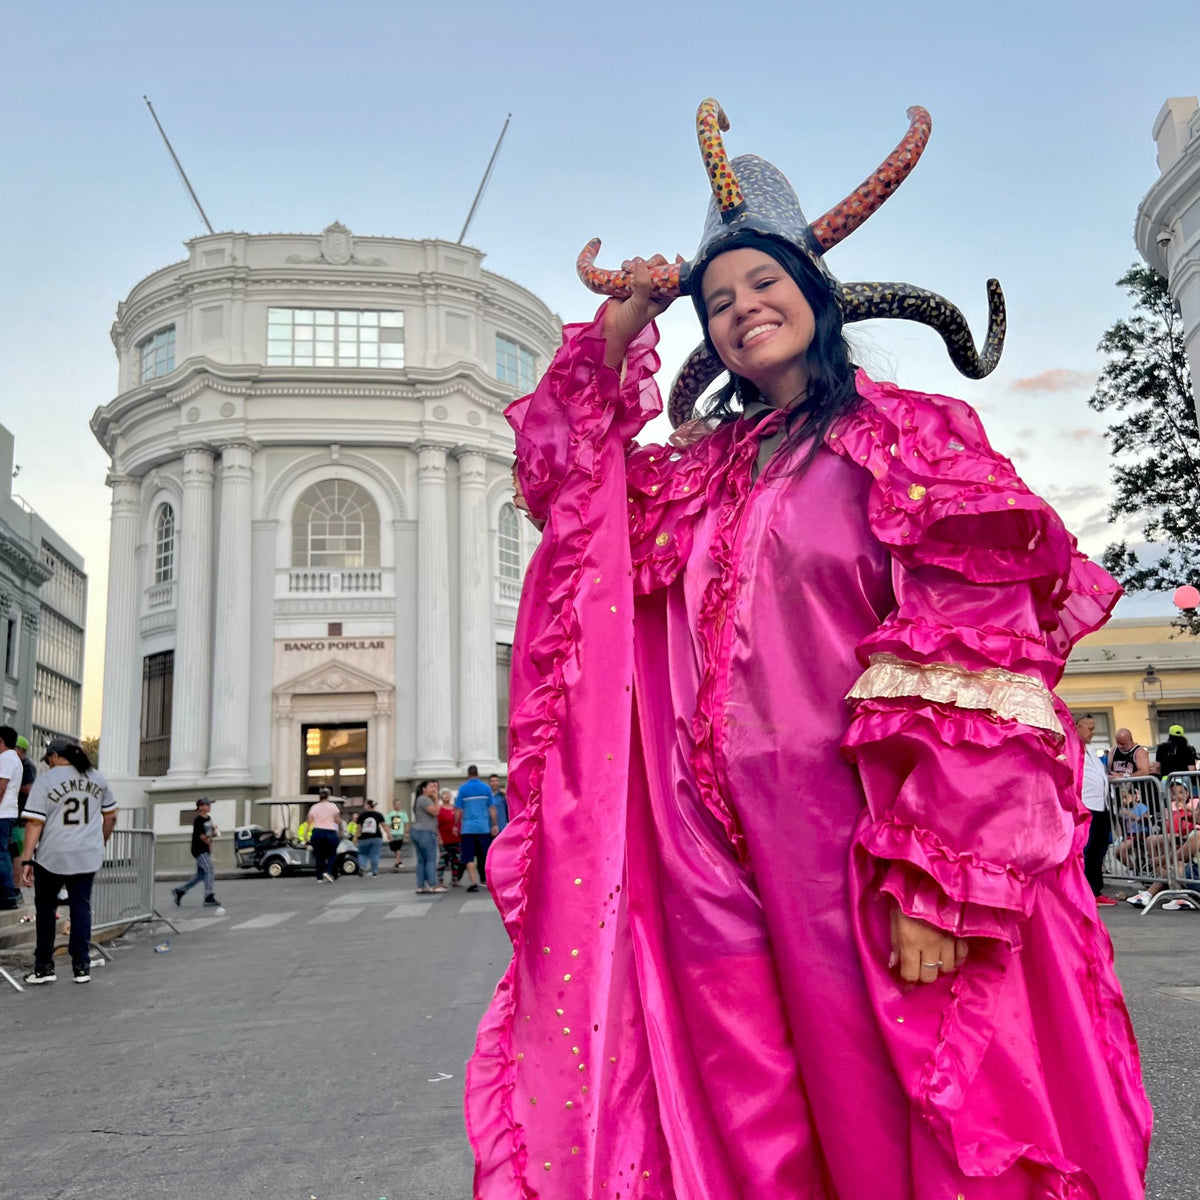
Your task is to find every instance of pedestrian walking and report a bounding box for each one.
[410,779,443,894]
[0,725,23,911]
[437,789,462,886]
[355,799,386,877]
[1077,714,1115,906]
[455,765,496,893]
[17,738,117,984]
[466,97,1150,1196]
[307,787,343,882]
[488,774,509,833]
[172,797,222,909]
[385,802,408,870]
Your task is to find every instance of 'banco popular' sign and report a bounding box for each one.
[283,640,387,652]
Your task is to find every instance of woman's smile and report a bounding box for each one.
[701,246,816,406]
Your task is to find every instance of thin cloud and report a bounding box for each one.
[1011,369,1095,394]
[1062,427,1105,444]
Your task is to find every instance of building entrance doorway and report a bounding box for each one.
[302,723,368,800]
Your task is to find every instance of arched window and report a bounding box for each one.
[497,503,521,580]
[154,504,175,583]
[291,480,380,568]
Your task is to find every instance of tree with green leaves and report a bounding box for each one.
[1090,263,1200,595]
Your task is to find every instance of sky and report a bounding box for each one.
[2,0,1197,736]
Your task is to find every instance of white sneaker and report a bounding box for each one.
[1162,897,1199,911]
[1126,890,1153,907]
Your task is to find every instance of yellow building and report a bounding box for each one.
[1058,617,1200,755]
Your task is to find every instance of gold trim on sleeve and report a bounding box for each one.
[845,652,1062,734]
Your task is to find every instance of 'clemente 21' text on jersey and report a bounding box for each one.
[23,766,117,876]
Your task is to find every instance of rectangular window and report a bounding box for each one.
[495,334,537,391]
[267,309,405,368]
[32,665,81,740]
[496,642,513,762]
[139,651,174,776]
[4,617,16,676]
[138,326,176,383]
[39,543,87,628]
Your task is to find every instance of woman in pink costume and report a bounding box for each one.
[466,100,1152,1199]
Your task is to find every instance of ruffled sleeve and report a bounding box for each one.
[506,303,735,594]
[833,372,1122,946]
[506,305,662,524]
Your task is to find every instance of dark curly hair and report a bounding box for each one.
[690,231,861,473]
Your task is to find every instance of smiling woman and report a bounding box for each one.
[466,97,1151,1200]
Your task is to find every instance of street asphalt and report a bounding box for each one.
[3,878,1198,1199]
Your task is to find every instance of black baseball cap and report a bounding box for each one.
[42,737,75,762]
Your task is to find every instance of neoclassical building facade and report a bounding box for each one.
[91,225,559,836]
[1136,96,1200,394]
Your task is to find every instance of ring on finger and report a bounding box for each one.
[920,961,942,970]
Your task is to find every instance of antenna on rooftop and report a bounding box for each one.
[457,113,512,245]
[143,95,215,235]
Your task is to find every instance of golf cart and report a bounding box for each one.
[234,797,359,878]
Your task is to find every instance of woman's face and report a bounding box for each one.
[701,247,816,407]
[423,781,439,799]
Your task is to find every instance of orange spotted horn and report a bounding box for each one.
[696,99,745,217]
[576,238,683,300]
[808,106,932,252]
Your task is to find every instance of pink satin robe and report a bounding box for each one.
[465,310,1152,1199]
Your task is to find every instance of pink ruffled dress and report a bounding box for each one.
[465,310,1152,1199]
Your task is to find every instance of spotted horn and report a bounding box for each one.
[697,99,745,218]
[576,238,683,300]
[808,107,932,253]
[840,279,1007,378]
[668,343,726,427]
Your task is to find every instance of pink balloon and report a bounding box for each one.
[1174,585,1200,610]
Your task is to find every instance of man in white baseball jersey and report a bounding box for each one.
[0,724,23,910]
[17,737,117,984]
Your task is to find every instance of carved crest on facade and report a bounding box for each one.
[285,222,386,267]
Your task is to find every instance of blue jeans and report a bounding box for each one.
[34,864,94,970]
[176,852,215,900]
[0,817,19,907]
[357,837,382,875]
[410,829,438,889]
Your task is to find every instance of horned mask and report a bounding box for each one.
[577,100,1006,426]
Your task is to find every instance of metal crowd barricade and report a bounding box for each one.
[1103,772,1200,914]
[90,829,178,956]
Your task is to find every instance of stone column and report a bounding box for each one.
[99,475,142,779]
[208,443,254,779]
[415,444,454,771]
[456,451,495,764]
[169,449,215,777]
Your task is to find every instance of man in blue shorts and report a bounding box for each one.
[455,765,497,893]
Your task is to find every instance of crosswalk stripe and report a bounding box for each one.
[458,899,497,914]
[383,904,432,919]
[309,907,363,924]
[176,915,229,931]
[230,912,296,930]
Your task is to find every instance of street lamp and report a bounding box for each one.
[1136,665,1164,701]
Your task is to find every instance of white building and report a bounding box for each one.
[1136,96,1200,394]
[1,424,88,749]
[91,224,558,845]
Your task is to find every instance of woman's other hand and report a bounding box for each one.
[602,255,679,370]
[889,903,969,985]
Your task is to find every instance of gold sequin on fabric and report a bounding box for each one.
[655,532,670,547]
[906,483,927,501]
[846,652,1062,734]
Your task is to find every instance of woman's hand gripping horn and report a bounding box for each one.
[601,254,683,371]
